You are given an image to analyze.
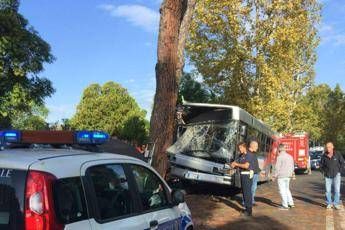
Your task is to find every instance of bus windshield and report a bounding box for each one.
[167,121,238,163]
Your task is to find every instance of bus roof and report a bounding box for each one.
[183,102,279,137]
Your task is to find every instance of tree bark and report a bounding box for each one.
[176,0,196,79]
[150,0,196,177]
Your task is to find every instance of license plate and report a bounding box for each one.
[185,172,198,180]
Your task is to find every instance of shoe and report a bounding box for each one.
[279,206,289,210]
[334,205,343,210]
[326,204,333,210]
[240,210,252,217]
[241,211,252,217]
[288,205,295,208]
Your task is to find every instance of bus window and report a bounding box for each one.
[265,138,272,152]
[247,126,259,142]
[260,135,267,153]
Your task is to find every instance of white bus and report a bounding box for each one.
[168,102,279,187]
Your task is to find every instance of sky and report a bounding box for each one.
[19,0,345,122]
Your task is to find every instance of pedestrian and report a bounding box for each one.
[248,140,261,206]
[320,142,344,210]
[135,142,145,155]
[231,142,255,216]
[273,144,295,210]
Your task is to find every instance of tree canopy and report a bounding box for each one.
[178,72,215,103]
[10,104,49,130]
[321,85,345,149]
[0,0,54,128]
[186,0,321,134]
[71,82,148,144]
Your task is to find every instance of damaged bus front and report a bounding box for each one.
[168,103,241,187]
[168,102,277,187]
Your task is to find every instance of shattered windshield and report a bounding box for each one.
[167,121,238,163]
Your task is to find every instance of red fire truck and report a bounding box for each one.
[279,132,310,173]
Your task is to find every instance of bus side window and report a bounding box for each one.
[247,126,259,142]
[266,138,272,152]
[260,135,267,153]
[239,122,247,142]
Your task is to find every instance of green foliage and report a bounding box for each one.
[61,118,72,130]
[322,85,345,149]
[11,104,49,130]
[121,116,149,144]
[0,0,54,127]
[0,0,18,11]
[71,82,149,143]
[299,84,345,149]
[186,0,321,134]
[300,84,332,140]
[178,72,216,103]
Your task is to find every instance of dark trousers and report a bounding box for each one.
[241,174,253,214]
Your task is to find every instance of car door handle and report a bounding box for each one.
[150,220,159,230]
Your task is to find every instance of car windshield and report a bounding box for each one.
[310,151,323,159]
[167,121,237,163]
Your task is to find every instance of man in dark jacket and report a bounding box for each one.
[320,142,345,210]
[248,140,261,206]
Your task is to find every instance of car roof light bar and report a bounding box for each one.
[0,130,109,147]
[1,130,21,143]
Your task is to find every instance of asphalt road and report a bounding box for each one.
[185,171,345,230]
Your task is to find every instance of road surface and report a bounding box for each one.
[185,171,345,230]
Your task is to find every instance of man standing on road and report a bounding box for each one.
[320,142,344,210]
[273,144,295,210]
[248,140,261,206]
[231,142,255,216]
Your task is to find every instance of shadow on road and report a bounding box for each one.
[293,195,326,208]
[172,181,241,197]
[199,215,290,230]
[213,196,243,212]
[255,196,280,207]
[309,181,325,193]
[227,194,280,208]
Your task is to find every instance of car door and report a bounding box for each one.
[128,163,181,230]
[53,176,92,230]
[81,160,150,230]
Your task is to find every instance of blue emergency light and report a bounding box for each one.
[0,130,109,148]
[75,131,92,144]
[75,131,109,145]
[1,130,21,143]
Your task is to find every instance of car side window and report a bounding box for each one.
[53,177,88,224]
[130,165,168,211]
[87,164,134,221]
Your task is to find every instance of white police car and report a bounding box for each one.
[0,130,193,230]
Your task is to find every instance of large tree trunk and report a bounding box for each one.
[150,0,196,177]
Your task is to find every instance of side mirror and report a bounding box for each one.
[240,125,247,137]
[172,189,185,206]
